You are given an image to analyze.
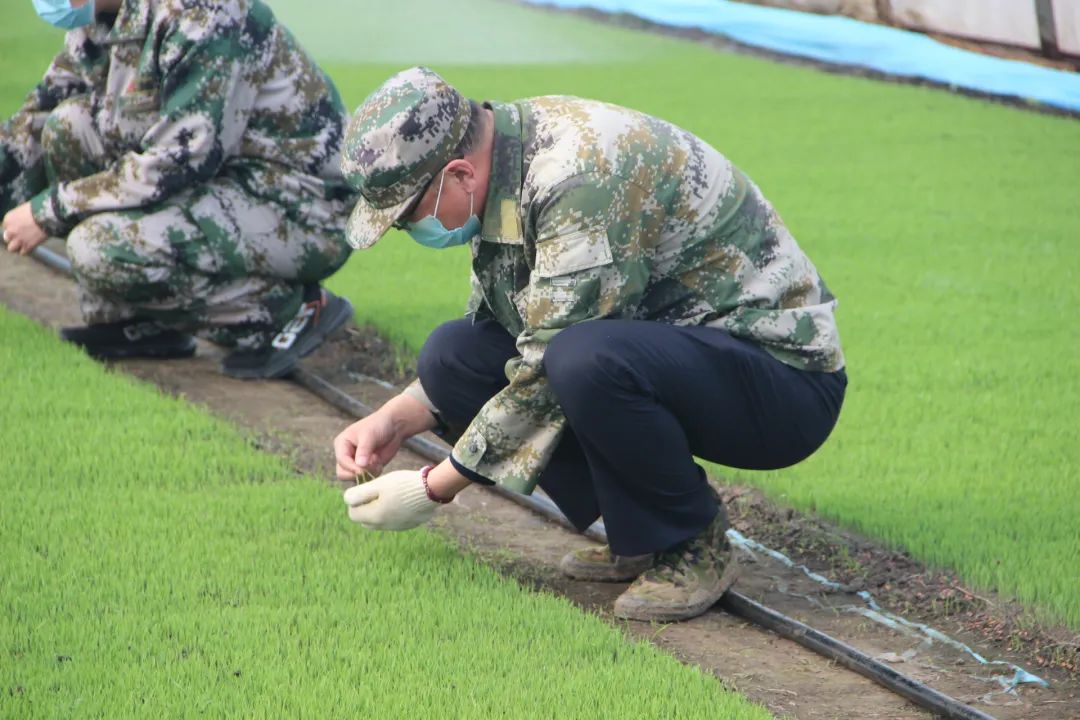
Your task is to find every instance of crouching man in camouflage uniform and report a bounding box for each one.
[332,68,847,622]
[0,0,355,378]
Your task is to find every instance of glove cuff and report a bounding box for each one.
[401,472,441,514]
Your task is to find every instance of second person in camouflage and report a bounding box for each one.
[333,67,847,622]
[0,0,356,378]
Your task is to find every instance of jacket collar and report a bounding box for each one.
[104,0,150,44]
[477,101,524,245]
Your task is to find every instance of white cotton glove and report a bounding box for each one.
[343,469,441,531]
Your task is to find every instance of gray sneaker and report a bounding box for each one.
[559,545,654,582]
[613,504,739,622]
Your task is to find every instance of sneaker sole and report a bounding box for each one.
[222,296,353,380]
[85,338,198,361]
[612,551,741,623]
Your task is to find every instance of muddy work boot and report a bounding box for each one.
[60,319,196,360]
[221,286,352,380]
[560,546,654,582]
[613,505,739,622]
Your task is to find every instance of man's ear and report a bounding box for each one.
[445,159,477,193]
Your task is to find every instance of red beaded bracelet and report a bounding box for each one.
[420,465,453,504]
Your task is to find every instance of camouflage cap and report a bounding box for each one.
[341,66,471,249]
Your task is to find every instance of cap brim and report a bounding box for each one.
[345,190,420,250]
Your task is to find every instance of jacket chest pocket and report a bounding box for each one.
[104,40,161,149]
[112,89,161,147]
[119,89,159,114]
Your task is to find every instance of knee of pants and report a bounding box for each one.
[544,322,638,411]
[41,97,95,173]
[417,319,485,394]
[67,216,127,292]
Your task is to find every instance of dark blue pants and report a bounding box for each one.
[418,318,846,556]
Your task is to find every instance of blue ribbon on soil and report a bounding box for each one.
[727,530,1050,692]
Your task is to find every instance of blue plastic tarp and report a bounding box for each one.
[525,0,1080,113]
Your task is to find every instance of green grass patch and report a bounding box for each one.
[271,0,672,65]
[0,308,768,718]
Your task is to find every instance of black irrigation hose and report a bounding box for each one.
[29,244,997,720]
[31,245,73,274]
[722,594,998,720]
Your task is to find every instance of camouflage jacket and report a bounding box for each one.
[0,0,354,237]
[439,97,843,494]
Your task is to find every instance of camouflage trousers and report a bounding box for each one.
[9,96,351,348]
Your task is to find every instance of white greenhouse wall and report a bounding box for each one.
[1053,0,1080,55]
[888,0,1041,49]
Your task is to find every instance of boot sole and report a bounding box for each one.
[612,553,741,623]
[221,296,353,380]
[560,553,654,583]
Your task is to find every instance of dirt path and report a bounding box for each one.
[3,246,1076,719]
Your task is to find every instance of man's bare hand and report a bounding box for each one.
[334,412,404,480]
[2,202,48,255]
[333,392,440,481]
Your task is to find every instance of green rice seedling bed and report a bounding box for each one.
[0,308,769,717]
